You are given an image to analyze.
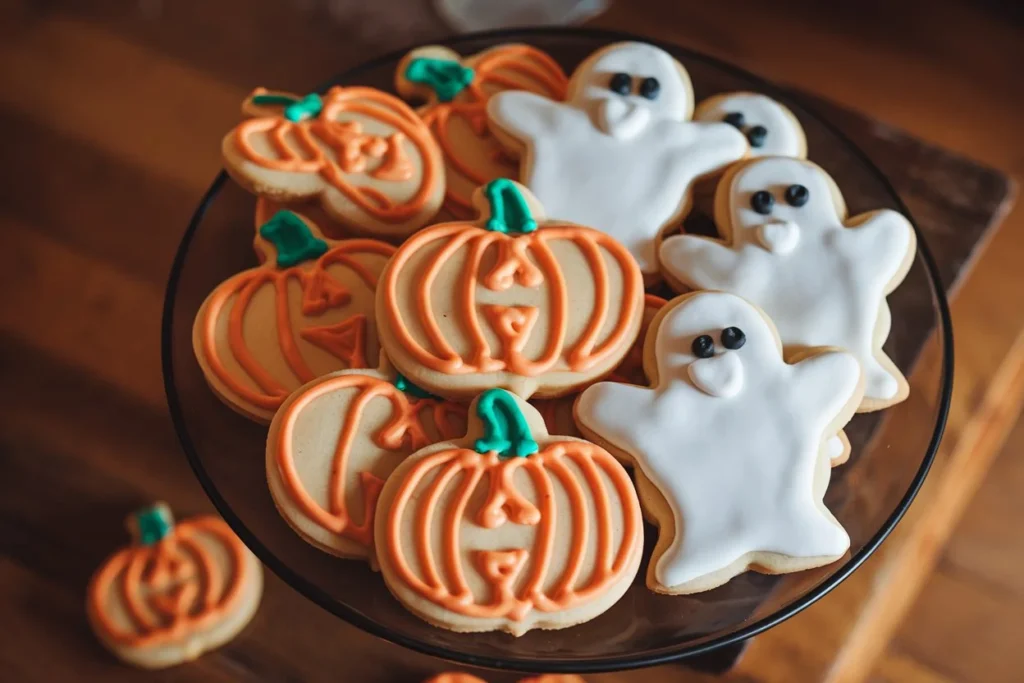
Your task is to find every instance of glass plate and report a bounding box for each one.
[162,27,952,673]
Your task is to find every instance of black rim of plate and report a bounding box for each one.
[161,26,953,674]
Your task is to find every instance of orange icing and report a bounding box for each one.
[233,87,439,222]
[200,239,395,412]
[385,442,640,621]
[275,373,466,547]
[424,675,488,683]
[417,46,568,216]
[88,517,249,648]
[382,224,642,376]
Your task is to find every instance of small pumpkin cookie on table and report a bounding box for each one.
[396,43,568,219]
[87,503,262,669]
[376,178,645,401]
[266,362,466,563]
[222,86,446,240]
[193,209,394,422]
[376,389,642,635]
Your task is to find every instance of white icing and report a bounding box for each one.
[688,352,743,398]
[757,219,799,254]
[826,434,845,460]
[659,157,914,402]
[487,42,748,275]
[576,292,856,590]
[693,92,805,158]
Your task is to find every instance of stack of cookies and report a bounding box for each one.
[195,40,916,636]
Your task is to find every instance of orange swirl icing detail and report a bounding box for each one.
[200,239,395,411]
[418,46,568,216]
[385,443,640,620]
[381,223,643,376]
[275,373,466,547]
[88,517,249,648]
[233,87,439,222]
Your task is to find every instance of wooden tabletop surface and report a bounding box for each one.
[2,1,1022,682]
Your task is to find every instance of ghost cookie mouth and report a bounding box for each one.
[596,97,651,139]
[688,351,744,398]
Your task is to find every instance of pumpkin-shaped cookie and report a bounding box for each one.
[193,209,394,422]
[87,504,262,669]
[222,86,445,239]
[397,44,568,218]
[267,365,466,562]
[376,389,642,636]
[377,179,644,400]
[533,294,666,437]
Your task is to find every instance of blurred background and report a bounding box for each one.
[1,0,1021,681]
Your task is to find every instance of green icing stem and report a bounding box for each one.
[251,93,300,107]
[484,178,537,234]
[405,57,474,103]
[259,210,329,268]
[393,373,438,400]
[250,92,323,122]
[474,389,539,458]
[134,504,174,546]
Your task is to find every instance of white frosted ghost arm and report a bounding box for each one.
[659,234,744,290]
[486,91,570,143]
[681,122,749,177]
[791,350,862,420]
[846,209,916,286]
[576,381,655,455]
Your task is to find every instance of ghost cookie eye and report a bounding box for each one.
[723,111,745,128]
[746,125,768,148]
[691,334,716,359]
[609,72,632,95]
[784,183,810,207]
[720,326,746,350]
[638,77,660,100]
[750,190,775,215]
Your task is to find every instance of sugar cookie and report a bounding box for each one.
[376,179,644,400]
[193,209,394,422]
[266,364,466,562]
[659,156,916,411]
[693,92,806,158]
[397,44,568,218]
[87,504,262,669]
[576,292,862,594]
[222,87,445,239]
[487,41,748,280]
[376,389,642,635]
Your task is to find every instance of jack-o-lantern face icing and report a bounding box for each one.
[533,294,666,438]
[376,179,644,400]
[87,504,262,669]
[376,389,642,636]
[396,44,568,218]
[266,366,467,562]
[193,209,395,422]
[222,86,446,240]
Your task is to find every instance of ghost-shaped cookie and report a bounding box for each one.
[575,292,862,594]
[487,41,748,279]
[659,157,916,411]
[693,91,806,158]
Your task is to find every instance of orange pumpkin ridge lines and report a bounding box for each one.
[275,276,318,383]
[385,439,641,622]
[418,228,477,368]
[233,87,439,223]
[568,235,609,367]
[89,518,249,648]
[275,373,463,547]
[224,271,291,400]
[462,234,501,370]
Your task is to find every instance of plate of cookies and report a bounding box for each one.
[162,28,951,672]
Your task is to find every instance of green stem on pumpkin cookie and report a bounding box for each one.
[484,178,537,235]
[393,373,438,400]
[474,389,539,458]
[404,57,474,103]
[132,503,174,546]
[258,211,329,268]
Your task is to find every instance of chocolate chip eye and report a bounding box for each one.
[723,111,745,128]
[692,334,715,359]
[784,184,810,207]
[721,327,746,350]
[638,77,660,100]
[750,190,774,215]
[609,73,632,96]
[747,125,768,148]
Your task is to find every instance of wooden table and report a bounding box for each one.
[0,2,1019,682]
